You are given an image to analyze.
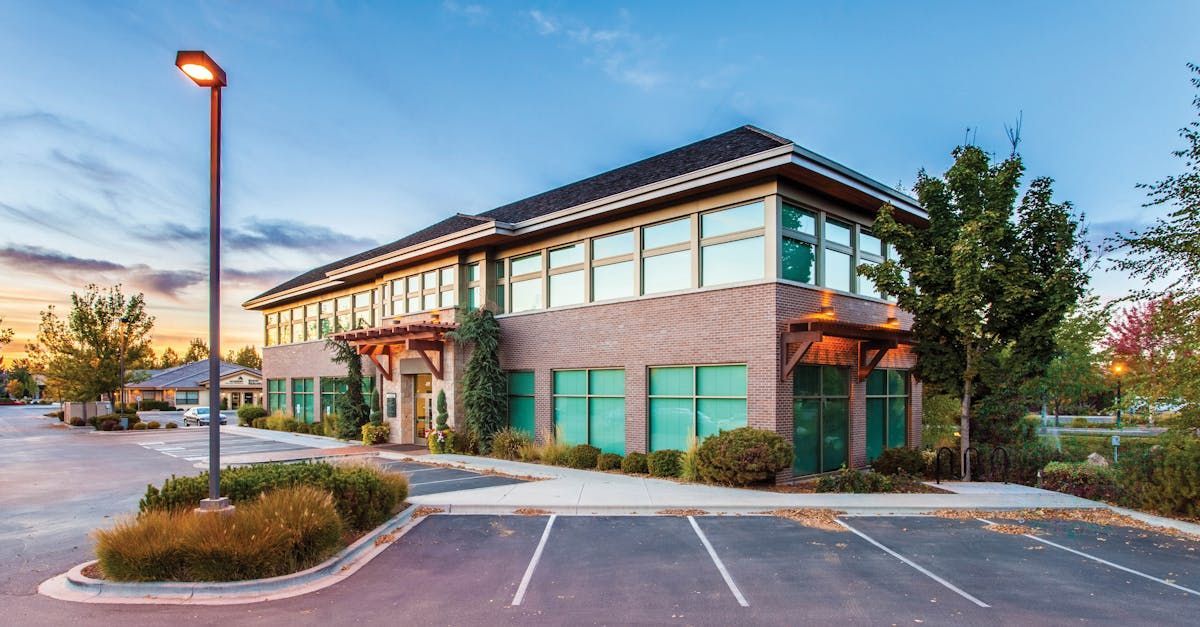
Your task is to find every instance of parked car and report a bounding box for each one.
[182,407,231,426]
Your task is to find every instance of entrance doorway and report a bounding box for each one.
[413,373,433,446]
[792,365,849,475]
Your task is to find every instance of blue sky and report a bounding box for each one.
[0,0,1196,356]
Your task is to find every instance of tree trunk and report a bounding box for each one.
[960,378,972,481]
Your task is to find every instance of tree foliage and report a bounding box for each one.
[225,345,262,370]
[324,338,370,439]
[159,347,182,369]
[27,284,155,402]
[1109,63,1200,297]
[447,308,506,453]
[183,338,210,363]
[861,144,1088,474]
[1025,295,1111,418]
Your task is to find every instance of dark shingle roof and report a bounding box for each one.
[126,360,260,390]
[248,126,791,304]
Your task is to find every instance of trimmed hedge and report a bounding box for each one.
[237,404,268,426]
[621,452,648,474]
[1117,434,1200,519]
[596,453,622,471]
[871,447,926,477]
[695,427,793,486]
[647,450,683,477]
[165,422,178,429]
[96,485,343,582]
[139,461,408,532]
[564,444,601,470]
[362,422,390,445]
[1041,462,1119,502]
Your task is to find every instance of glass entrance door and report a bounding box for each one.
[413,374,433,445]
[792,366,849,475]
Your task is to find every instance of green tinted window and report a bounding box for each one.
[888,370,907,395]
[866,369,887,396]
[643,218,690,250]
[858,259,881,298]
[825,218,852,247]
[822,366,849,396]
[782,204,817,235]
[701,202,764,238]
[552,369,625,455]
[866,369,908,458]
[592,260,634,301]
[466,263,480,282]
[510,278,542,312]
[588,397,625,455]
[860,231,883,257]
[792,366,849,474]
[554,397,588,445]
[510,252,542,276]
[553,370,587,395]
[701,236,763,286]
[649,398,692,451]
[549,270,584,308]
[508,371,535,396]
[825,248,852,291]
[507,372,535,435]
[549,244,583,268]
[589,369,625,396]
[592,231,634,259]
[642,250,691,294]
[649,367,693,396]
[696,365,746,396]
[649,365,746,451]
[782,238,815,284]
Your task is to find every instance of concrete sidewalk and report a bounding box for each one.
[378,453,1102,515]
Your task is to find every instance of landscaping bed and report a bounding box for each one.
[91,460,408,582]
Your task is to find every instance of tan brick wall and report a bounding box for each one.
[262,340,379,420]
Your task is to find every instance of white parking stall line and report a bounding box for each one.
[688,516,749,607]
[512,514,556,606]
[154,446,186,452]
[976,518,1200,597]
[135,441,165,446]
[836,519,990,608]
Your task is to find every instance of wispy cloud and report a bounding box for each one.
[525,9,666,90]
[0,243,206,298]
[443,0,488,23]
[136,217,379,257]
[0,244,124,273]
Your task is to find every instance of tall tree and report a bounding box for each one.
[27,284,155,404]
[159,347,182,369]
[862,144,1087,477]
[447,308,506,453]
[1025,295,1111,420]
[183,338,209,363]
[225,345,262,369]
[324,338,370,440]
[1110,63,1200,297]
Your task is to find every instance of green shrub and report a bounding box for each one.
[165,422,178,429]
[69,417,86,427]
[96,485,344,582]
[1052,434,1158,463]
[1070,417,1091,428]
[695,427,793,486]
[296,423,311,434]
[236,405,268,426]
[564,444,601,470]
[139,461,408,532]
[146,421,161,429]
[815,467,893,493]
[872,447,927,477]
[1041,462,1118,502]
[490,428,532,461]
[126,413,141,426]
[362,422,390,445]
[452,426,480,455]
[647,450,683,477]
[252,416,268,429]
[321,414,340,438]
[100,419,119,431]
[132,422,148,430]
[621,452,649,474]
[138,400,174,411]
[1117,434,1200,519]
[680,437,700,482]
[596,453,622,471]
[922,393,960,450]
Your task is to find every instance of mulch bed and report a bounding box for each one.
[655,508,709,516]
[768,508,847,532]
[81,563,103,579]
[933,508,1200,540]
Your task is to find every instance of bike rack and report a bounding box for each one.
[991,446,1011,484]
[934,446,955,484]
[962,446,980,481]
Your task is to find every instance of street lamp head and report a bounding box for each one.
[175,50,226,87]
[1112,361,1127,376]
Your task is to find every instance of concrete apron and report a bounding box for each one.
[38,504,422,606]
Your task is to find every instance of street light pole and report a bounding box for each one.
[118,316,130,412]
[176,50,230,513]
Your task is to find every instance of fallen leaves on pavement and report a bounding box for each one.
[769,508,847,532]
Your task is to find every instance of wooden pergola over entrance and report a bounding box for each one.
[780,318,914,382]
[330,321,457,381]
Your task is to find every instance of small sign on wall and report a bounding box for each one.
[386,393,397,418]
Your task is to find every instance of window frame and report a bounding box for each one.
[552,368,626,454]
[646,364,748,451]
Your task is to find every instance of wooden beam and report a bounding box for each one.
[857,340,897,381]
[366,345,393,381]
[780,330,823,381]
[406,339,444,380]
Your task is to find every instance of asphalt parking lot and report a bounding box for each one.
[373,458,526,497]
[367,513,1200,625]
[132,431,312,463]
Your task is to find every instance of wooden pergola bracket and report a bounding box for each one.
[357,344,394,381]
[406,339,444,380]
[780,330,823,381]
[857,340,898,381]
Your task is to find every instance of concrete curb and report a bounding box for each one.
[1107,505,1200,537]
[37,503,423,605]
[430,502,1108,517]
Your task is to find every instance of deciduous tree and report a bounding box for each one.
[225,345,262,370]
[862,144,1087,477]
[159,347,182,369]
[26,284,155,404]
[1026,295,1111,420]
[183,338,209,363]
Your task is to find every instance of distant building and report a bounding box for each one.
[125,360,263,409]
